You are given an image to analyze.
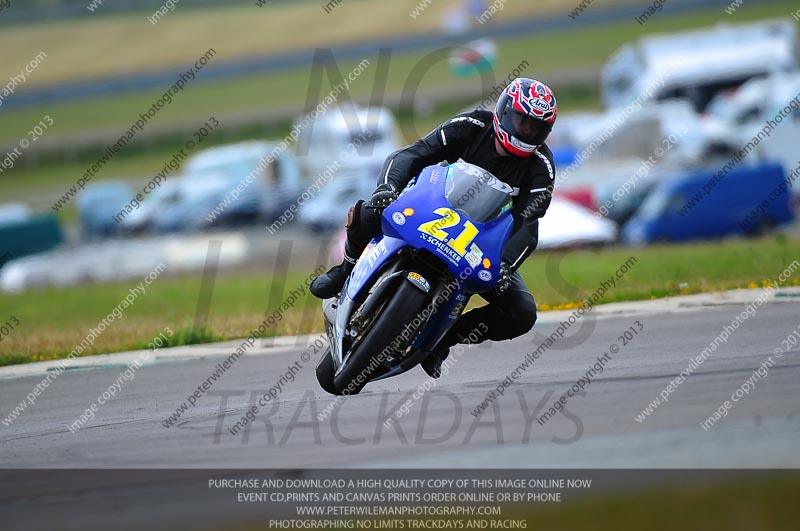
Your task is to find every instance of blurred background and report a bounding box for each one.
[1,0,799,360]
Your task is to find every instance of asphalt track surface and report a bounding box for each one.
[2,292,799,469]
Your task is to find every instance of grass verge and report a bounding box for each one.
[1,0,794,145]
[0,0,581,87]
[1,234,798,367]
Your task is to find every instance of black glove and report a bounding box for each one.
[367,183,398,210]
[495,262,511,294]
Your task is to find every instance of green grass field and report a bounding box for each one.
[1,235,797,367]
[3,0,795,146]
[1,0,584,87]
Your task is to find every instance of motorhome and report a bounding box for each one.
[602,19,797,112]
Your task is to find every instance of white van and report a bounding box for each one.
[293,105,401,181]
[602,18,798,112]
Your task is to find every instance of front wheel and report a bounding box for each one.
[316,346,343,396]
[333,279,429,395]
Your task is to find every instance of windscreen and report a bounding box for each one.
[444,160,513,222]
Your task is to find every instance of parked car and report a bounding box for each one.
[706,72,800,198]
[0,203,31,225]
[120,175,231,234]
[538,198,617,249]
[184,141,304,221]
[0,214,64,279]
[622,162,794,244]
[149,176,236,232]
[77,181,134,239]
[298,169,375,233]
[558,101,713,165]
[555,158,647,209]
[594,166,668,226]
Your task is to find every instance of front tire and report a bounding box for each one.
[315,347,342,396]
[333,280,429,395]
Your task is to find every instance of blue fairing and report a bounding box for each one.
[346,165,514,303]
[346,235,408,300]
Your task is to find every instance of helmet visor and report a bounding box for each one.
[499,108,550,148]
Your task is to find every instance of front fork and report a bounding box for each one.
[324,251,468,373]
[327,263,406,372]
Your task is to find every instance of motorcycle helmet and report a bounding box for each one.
[493,78,557,156]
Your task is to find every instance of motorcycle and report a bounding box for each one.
[316,160,515,395]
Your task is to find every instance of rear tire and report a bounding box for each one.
[315,347,342,396]
[333,280,429,395]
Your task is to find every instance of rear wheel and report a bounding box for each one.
[333,280,429,395]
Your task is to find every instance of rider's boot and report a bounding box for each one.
[310,200,380,299]
[309,253,357,299]
[421,335,457,379]
[421,346,448,379]
[421,315,491,379]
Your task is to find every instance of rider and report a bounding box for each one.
[310,78,558,378]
